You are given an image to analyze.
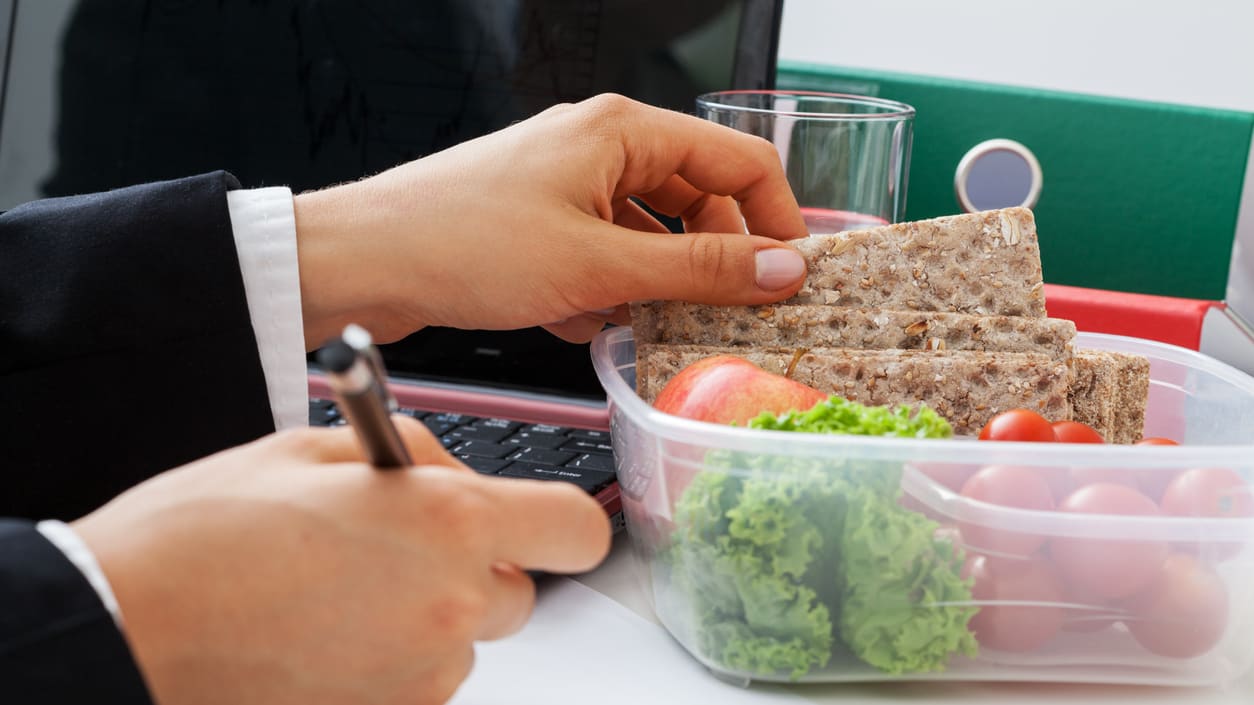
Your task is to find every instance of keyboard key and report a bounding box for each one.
[438,435,461,449]
[476,418,523,435]
[309,399,340,427]
[424,419,461,436]
[444,424,514,444]
[502,431,568,450]
[424,412,477,436]
[568,453,615,473]
[521,423,570,436]
[569,428,611,442]
[458,455,512,475]
[560,438,614,456]
[453,441,514,459]
[396,408,430,420]
[499,461,615,493]
[508,447,577,467]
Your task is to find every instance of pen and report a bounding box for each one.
[317,330,412,469]
[341,322,398,413]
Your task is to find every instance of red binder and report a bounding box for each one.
[1044,283,1217,351]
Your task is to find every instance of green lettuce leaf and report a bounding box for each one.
[837,484,978,674]
[747,396,954,439]
[665,395,975,680]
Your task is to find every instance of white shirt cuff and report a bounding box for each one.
[226,187,308,430]
[36,520,124,630]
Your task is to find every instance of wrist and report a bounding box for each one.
[292,182,408,348]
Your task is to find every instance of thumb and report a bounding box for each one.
[594,227,808,306]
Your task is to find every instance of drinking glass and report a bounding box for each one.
[696,90,914,234]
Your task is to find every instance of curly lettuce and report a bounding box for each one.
[665,396,976,680]
[748,396,955,440]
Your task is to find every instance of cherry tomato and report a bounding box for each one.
[959,465,1055,558]
[1137,437,1181,446]
[1043,422,1112,502]
[913,462,979,494]
[1052,421,1105,444]
[1160,468,1253,560]
[1162,468,1252,519]
[1124,553,1229,659]
[1133,437,1183,501]
[1059,581,1121,633]
[1137,470,1183,504]
[1049,483,1167,599]
[1068,467,1139,494]
[963,554,1066,652]
[1037,467,1076,506]
[978,409,1056,443]
[1045,467,1139,506]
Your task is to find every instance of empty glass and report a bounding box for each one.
[696,90,914,235]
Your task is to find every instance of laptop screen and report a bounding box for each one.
[0,0,783,403]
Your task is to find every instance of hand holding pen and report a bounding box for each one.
[73,367,610,705]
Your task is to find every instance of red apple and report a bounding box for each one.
[651,355,828,513]
[652,355,828,425]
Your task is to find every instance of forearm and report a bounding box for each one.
[291,176,424,348]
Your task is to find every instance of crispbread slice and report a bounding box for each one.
[631,302,1075,356]
[636,344,1072,436]
[1070,350,1151,444]
[787,207,1046,317]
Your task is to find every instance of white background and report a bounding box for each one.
[778,0,1254,112]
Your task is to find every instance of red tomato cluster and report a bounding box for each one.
[937,409,1251,658]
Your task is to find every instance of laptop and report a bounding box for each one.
[0,0,786,526]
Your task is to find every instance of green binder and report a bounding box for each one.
[776,62,1254,301]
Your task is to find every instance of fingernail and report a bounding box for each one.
[754,248,806,290]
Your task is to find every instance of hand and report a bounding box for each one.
[293,93,809,347]
[73,417,610,705]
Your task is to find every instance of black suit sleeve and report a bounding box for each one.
[0,172,277,520]
[0,520,153,704]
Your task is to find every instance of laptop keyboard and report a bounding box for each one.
[308,399,617,495]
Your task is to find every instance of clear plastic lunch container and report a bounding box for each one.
[590,327,1254,686]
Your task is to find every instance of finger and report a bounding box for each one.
[601,305,631,326]
[578,223,808,306]
[481,477,612,573]
[476,562,537,641]
[428,646,476,705]
[633,174,746,235]
[541,315,609,344]
[589,96,807,240]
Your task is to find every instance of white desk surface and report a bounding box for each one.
[571,535,1254,705]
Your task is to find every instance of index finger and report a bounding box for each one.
[593,96,807,241]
